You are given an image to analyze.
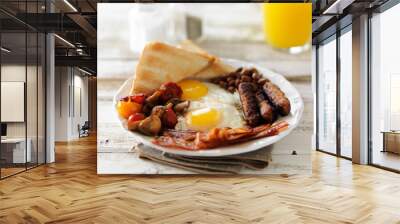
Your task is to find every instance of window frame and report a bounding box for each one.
[367,1,400,173]
[0,0,47,180]
[315,24,352,161]
[315,0,400,173]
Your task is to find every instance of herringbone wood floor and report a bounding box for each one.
[1,135,400,224]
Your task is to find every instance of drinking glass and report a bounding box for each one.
[262,3,312,54]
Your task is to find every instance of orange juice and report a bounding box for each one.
[262,3,312,49]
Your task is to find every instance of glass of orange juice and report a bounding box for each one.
[262,3,311,53]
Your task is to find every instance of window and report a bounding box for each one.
[317,36,337,154]
[1,30,28,178]
[370,3,400,171]
[316,26,353,159]
[0,2,46,179]
[339,28,352,158]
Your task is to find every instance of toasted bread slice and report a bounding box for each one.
[194,58,235,79]
[179,40,235,79]
[179,39,210,56]
[131,42,214,94]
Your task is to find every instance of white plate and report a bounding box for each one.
[114,59,303,157]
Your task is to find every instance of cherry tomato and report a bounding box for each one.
[127,113,145,130]
[117,100,142,119]
[130,93,146,104]
[159,82,183,102]
[128,113,145,122]
[162,108,178,128]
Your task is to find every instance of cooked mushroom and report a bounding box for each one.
[138,115,162,136]
[145,91,162,104]
[151,105,166,117]
[165,97,182,106]
[165,102,174,109]
[174,101,190,113]
[127,120,141,131]
[141,103,151,115]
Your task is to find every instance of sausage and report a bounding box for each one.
[254,90,275,124]
[262,82,291,116]
[238,82,262,127]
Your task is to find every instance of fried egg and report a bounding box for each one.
[178,79,208,100]
[176,80,245,131]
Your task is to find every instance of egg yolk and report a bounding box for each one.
[177,80,208,100]
[186,108,221,131]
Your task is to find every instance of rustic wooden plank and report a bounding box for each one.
[97,152,311,175]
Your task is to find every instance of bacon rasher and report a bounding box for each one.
[152,121,289,150]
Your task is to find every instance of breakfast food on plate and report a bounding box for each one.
[210,67,269,93]
[179,39,209,56]
[255,89,275,123]
[262,82,291,116]
[121,82,190,136]
[153,121,288,150]
[211,67,283,127]
[179,40,235,79]
[176,79,244,131]
[130,42,215,94]
[238,82,262,127]
[118,41,292,150]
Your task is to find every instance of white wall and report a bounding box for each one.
[55,66,70,141]
[72,73,89,138]
[1,65,36,138]
[1,65,26,138]
[1,64,46,164]
[55,66,89,141]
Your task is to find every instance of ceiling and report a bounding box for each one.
[0,0,99,74]
[312,0,392,44]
